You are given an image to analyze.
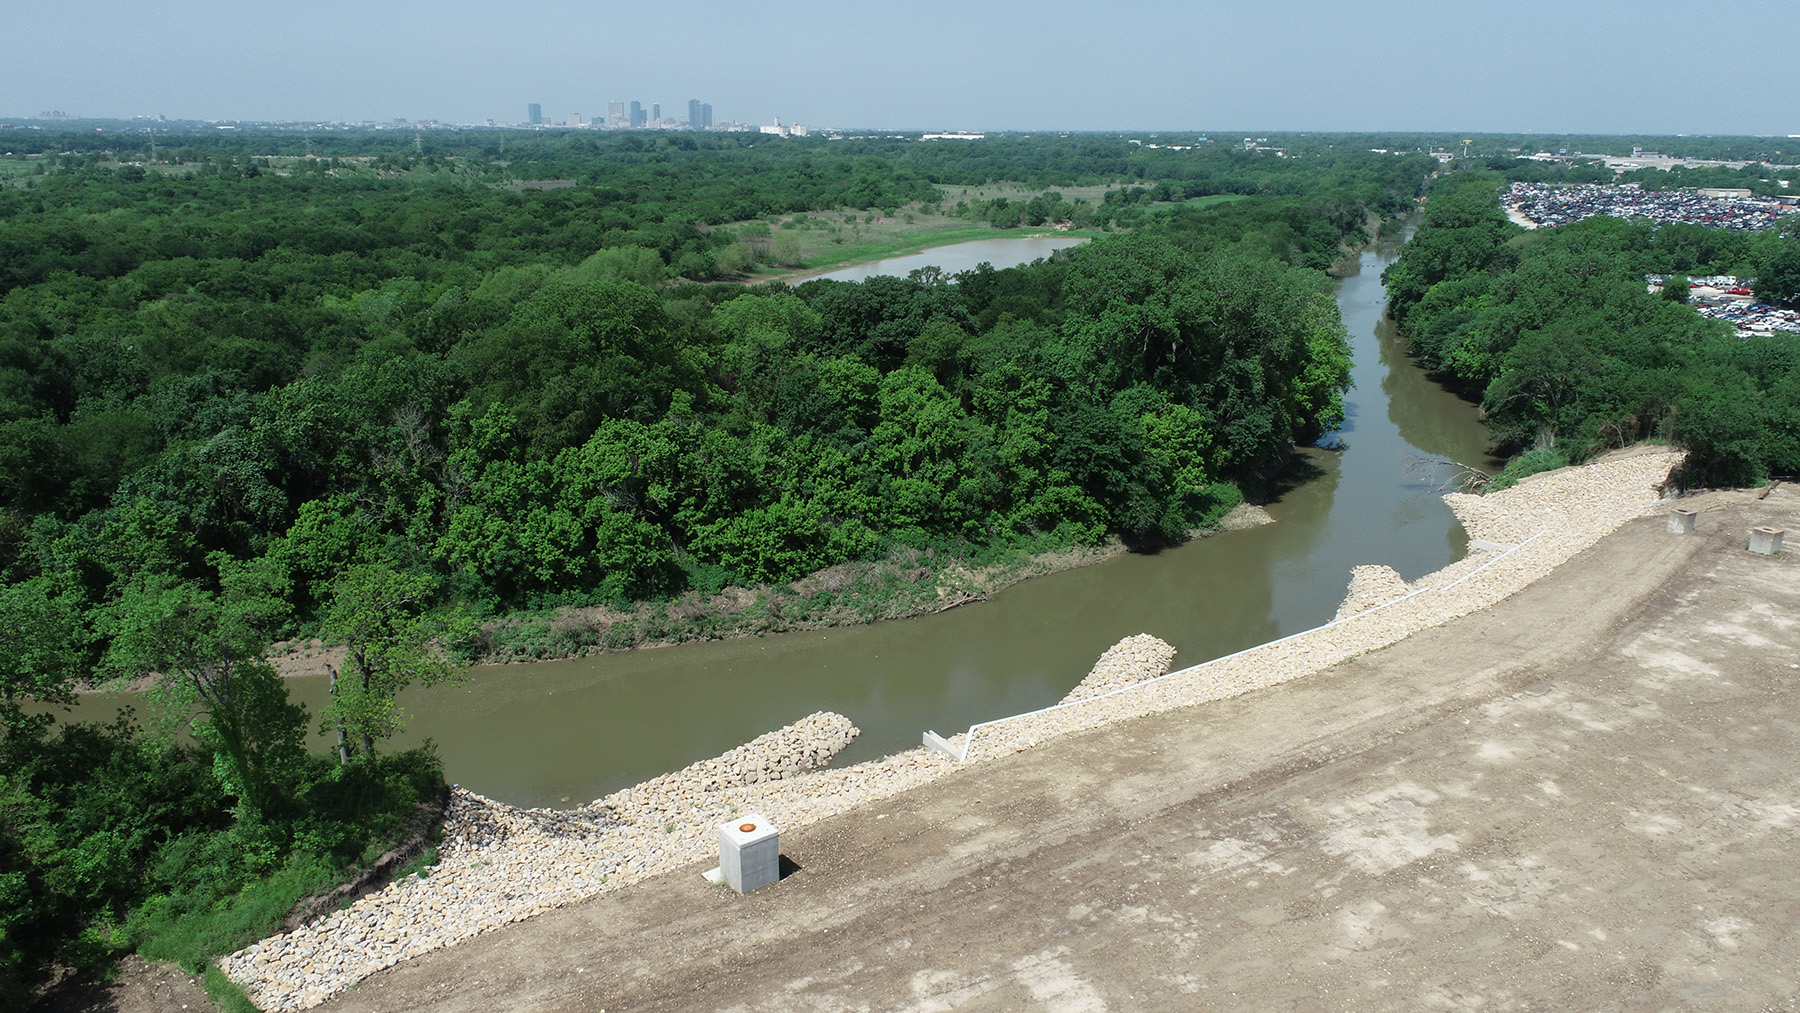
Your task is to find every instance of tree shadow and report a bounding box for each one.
[1258,452,1331,506]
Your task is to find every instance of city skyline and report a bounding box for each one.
[5,0,1799,133]
[511,97,714,130]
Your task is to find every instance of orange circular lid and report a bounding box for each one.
[739,823,757,833]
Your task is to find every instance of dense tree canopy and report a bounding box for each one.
[4,126,1795,998]
[0,134,1408,624]
[0,129,1418,997]
[1386,171,1800,485]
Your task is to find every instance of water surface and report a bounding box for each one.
[803,236,1087,283]
[71,237,1500,808]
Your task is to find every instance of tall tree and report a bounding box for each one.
[0,577,91,740]
[99,563,305,819]
[1757,221,1800,307]
[320,563,473,759]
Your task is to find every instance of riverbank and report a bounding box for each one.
[461,501,1270,666]
[316,466,1800,1013]
[220,447,1685,1010]
[709,187,1118,286]
[245,504,1273,680]
[764,225,1096,285]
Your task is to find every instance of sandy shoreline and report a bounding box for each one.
[221,448,1684,1010]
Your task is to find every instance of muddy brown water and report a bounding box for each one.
[71,236,1502,809]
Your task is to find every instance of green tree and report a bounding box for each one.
[711,242,756,276]
[1757,224,1800,307]
[319,563,474,759]
[769,231,804,267]
[0,577,91,739]
[559,245,668,287]
[98,566,305,820]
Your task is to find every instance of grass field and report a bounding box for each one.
[722,184,1252,283]
[728,184,1127,282]
[1181,194,1248,210]
[760,222,1102,283]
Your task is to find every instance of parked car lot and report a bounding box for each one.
[1646,274,1800,335]
[1505,181,1794,232]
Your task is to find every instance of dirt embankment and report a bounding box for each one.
[220,448,1694,1010]
[313,464,1799,1013]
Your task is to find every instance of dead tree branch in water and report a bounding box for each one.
[1404,453,1492,494]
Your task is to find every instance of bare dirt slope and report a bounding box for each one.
[32,957,211,1013]
[320,492,1800,1012]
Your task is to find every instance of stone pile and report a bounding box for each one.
[604,711,858,806]
[1060,634,1177,703]
[441,792,612,851]
[964,450,1683,761]
[1333,565,1414,621]
[222,450,1684,1011]
[221,712,922,1011]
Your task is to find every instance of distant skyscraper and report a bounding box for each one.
[528,102,542,125]
[688,98,701,128]
[701,103,713,129]
[608,101,625,127]
[629,100,645,128]
[651,103,660,125]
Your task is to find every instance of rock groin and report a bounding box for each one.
[1060,634,1177,704]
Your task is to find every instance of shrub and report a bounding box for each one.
[1487,445,1572,491]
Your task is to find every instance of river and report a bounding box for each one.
[72,235,1501,809]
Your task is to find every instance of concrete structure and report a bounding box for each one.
[1667,507,1697,534]
[607,101,625,128]
[759,118,807,138]
[1749,525,1785,555]
[566,113,581,127]
[922,730,958,759]
[717,815,780,894]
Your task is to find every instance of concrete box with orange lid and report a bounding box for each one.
[718,814,779,894]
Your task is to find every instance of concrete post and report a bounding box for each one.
[923,730,961,760]
[1748,527,1785,556]
[718,814,780,894]
[1667,508,1697,535]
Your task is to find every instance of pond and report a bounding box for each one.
[800,236,1088,283]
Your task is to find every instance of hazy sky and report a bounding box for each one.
[9,0,1798,134]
